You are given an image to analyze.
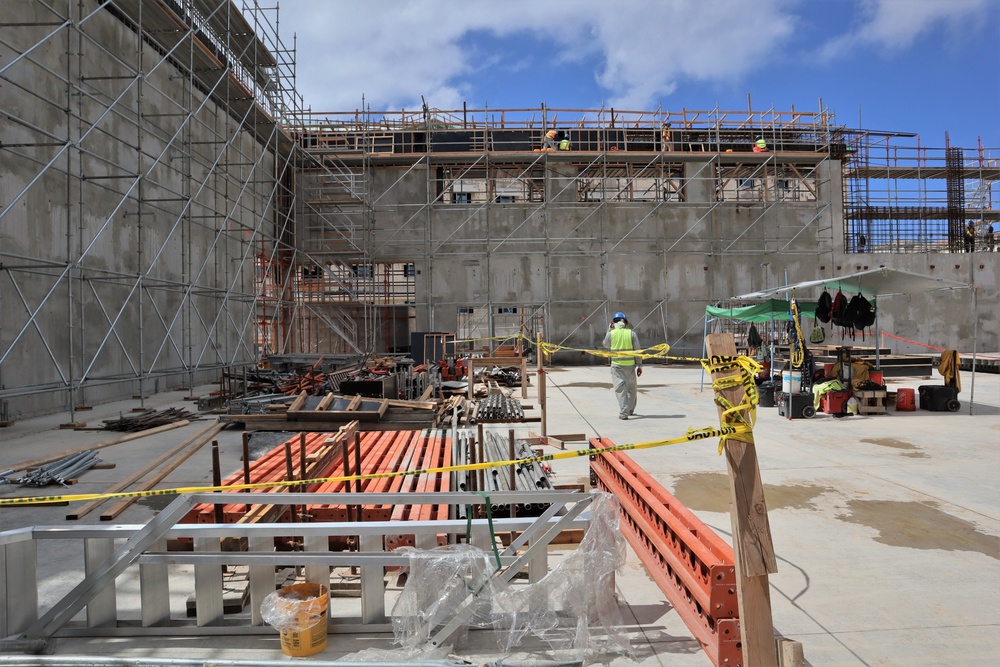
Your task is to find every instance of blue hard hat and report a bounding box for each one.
[613,311,627,320]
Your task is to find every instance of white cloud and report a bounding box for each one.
[577,1,797,109]
[264,0,800,113]
[819,0,992,61]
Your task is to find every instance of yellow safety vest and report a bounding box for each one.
[755,138,767,149]
[610,328,635,366]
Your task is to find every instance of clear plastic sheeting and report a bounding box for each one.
[260,584,327,633]
[391,493,631,658]
[392,543,501,649]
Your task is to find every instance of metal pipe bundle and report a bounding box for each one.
[475,393,524,422]
[15,450,102,486]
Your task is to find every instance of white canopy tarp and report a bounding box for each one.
[735,267,970,300]
[735,267,978,414]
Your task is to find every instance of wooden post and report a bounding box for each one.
[242,432,252,513]
[537,332,547,438]
[705,332,781,667]
[211,441,223,524]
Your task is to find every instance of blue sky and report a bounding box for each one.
[274,0,999,149]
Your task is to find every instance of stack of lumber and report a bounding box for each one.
[220,391,441,431]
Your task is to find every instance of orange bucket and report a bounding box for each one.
[896,388,916,412]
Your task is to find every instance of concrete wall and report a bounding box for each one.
[351,155,996,361]
[0,3,275,419]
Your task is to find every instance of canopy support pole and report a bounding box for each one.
[970,287,977,415]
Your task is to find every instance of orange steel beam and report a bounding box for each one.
[309,431,385,521]
[183,426,354,524]
[242,424,360,525]
[590,437,741,667]
[225,432,339,523]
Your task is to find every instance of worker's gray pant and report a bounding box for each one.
[610,364,638,417]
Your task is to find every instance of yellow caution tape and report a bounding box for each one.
[0,423,751,507]
[0,349,762,506]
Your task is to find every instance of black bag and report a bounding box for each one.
[854,295,876,330]
[816,291,833,323]
[846,293,876,339]
[830,291,848,328]
[747,323,763,349]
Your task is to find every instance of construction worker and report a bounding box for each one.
[603,311,642,420]
[543,129,559,151]
[661,121,673,151]
[558,132,571,150]
[964,222,976,253]
[753,136,768,152]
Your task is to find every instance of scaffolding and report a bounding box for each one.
[284,104,842,355]
[0,0,306,420]
[3,5,996,418]
[284,105,996,356]
[843,133,1000,253]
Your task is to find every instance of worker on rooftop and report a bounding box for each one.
[964,221,976,253]
[543,128,559,151]
[559,132,571,150]
[753,136,768,152]
[661,121,673,151]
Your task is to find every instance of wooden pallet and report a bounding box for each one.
[854,389,886,415]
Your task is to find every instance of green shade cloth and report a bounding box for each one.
[705,299,817,323]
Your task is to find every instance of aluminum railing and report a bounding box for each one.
[0,491,592,643]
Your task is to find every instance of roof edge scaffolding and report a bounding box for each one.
[734,267,979,416]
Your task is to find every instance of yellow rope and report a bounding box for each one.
[790,298,805,369]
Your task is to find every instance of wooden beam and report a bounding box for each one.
[3,420,192,472]
[66,422,225,520]
[705,332,779,667]
[97,424,224,521]
[287,391,308,412]
[316,392,336,411]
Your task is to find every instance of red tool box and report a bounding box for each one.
[820,389,852,414]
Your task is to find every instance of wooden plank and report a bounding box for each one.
[97,425,223,521]
[705,332,779,667]
[1,420,192,473]
[287,391,308,412]
[66,422,225,520]
[526,432,586,451]
[341,395,437,410]
[316,392,336,411]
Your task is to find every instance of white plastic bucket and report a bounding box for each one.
[781,370,802,394]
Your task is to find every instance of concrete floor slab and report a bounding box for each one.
[1,363,998,665]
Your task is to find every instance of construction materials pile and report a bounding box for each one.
[102,408,196,432]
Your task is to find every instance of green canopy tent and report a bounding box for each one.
[700,299,818,391]
[735,267,977,414]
